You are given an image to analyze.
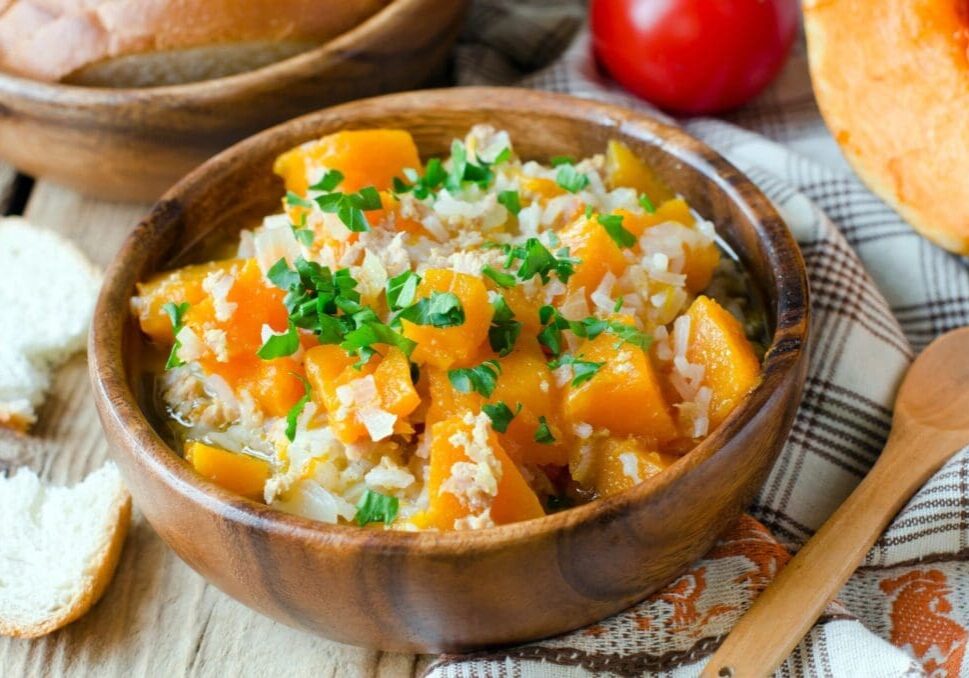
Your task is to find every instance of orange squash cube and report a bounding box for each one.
[273,129,421,195]
[582,437,676,497]
[402,269,492,370]
[304,344,419,443]
[604,139,674,203]
[564,333,678,442]
[185,441,270,501]
[417,414,544,530]
[134,260,241,344]
[685,296,762,427]
[559,215,628,300]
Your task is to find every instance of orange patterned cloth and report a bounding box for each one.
[427,4,969,676]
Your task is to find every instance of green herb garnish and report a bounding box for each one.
[395,159,448,200]
[497,190,521,215]
[310,169,344,192]
[548,353,605,387]
[448,360,501,398]
[386,270,421,311]
[285,375,312,442]
[555,164,589,194]
[597,213,637,249]
[488,294,522,356]
[397,291,465,328]
[482,265,516,289]
[354,489,399,526]
[285,191,314,208]
[534,416,556,444]
[315,185,383,232]
[483,401,522,433]
[638,193,656,213]
[550,155,575,167]
[498,238,577,285]
[257,320,300,359]
[162,301,190,370]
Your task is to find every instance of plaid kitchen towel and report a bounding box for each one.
[426,2,969,676]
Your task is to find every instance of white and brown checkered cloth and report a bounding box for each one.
[425,2,969,676]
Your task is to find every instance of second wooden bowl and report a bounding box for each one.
[90,88,809,652]
[0,0,466,203]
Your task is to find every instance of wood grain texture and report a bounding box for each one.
[89,88,811,653]
[704,327,969,678]
[0,182,426,676]
[0,0,467,203]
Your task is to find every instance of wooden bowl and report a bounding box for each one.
[90,88,810,653]
[0,0,466,203]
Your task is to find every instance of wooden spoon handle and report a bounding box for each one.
[701,426,944,677]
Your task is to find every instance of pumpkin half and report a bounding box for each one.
[804,0,969,254]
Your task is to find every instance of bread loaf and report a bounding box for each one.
[0,0,389,87]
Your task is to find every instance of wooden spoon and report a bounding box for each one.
[703,327,969,677]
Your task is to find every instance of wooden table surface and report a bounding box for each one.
[0,167,433,677]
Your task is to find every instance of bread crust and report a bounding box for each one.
[0,488,131,638]
[0,0,389,83]
[804,0,969,254]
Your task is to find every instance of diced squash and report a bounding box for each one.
[605,140,674,203]
[686,296,762,427]
[252,357,308,418]
[416,415,544,530]
[273,129,420,195]
[559,215,627,301]
[617,198,695,238]
[520,176,566,201]
[185,441,270,501]
[682,239,720,293]
[499,285,544,336]
[565,333,678,442]
[424,366,483,428]
[402,269,493,369]
[134,260,240,343]
[304,344,419,443]
[585,437,676,497]
[491,338,569,466]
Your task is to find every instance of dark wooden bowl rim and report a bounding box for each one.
[92,87,809,557]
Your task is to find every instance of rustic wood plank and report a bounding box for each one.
[0,181,424,677]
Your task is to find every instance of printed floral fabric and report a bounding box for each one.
[425,3,969,676]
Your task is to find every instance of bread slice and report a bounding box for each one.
[0,217,101,431]
[0,0,389,86]
[0,463,131,638]
[804,0,969,254]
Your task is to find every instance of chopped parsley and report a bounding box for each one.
[161,302,190,370]
[354,489,399,526]
[534,416,556,444]
[488,294,521,356]
[292,226,315,246]
[548,353,605,387]
[266,257,414,365]
[448,360,501,398]
[613,297,624,312]
[537,306,652,356]
[285,375,312,442]
[498,238,577,285]
[257,320,300,359]
[482,401,521,433]
[550,155,575,167]
[315,186,383,233]
[638,192,656,213]
[386,270,421,311]
[285,191,313,209]
[445,140,495,192]
[482,265,516,288]
[497,189,521,215]
[555,164,589,194]
[394,158,447,200]
[597,213,637,249]
[310,169,344,192]
[396,291,465,328]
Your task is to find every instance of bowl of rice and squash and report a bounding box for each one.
[90,87,809,652]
